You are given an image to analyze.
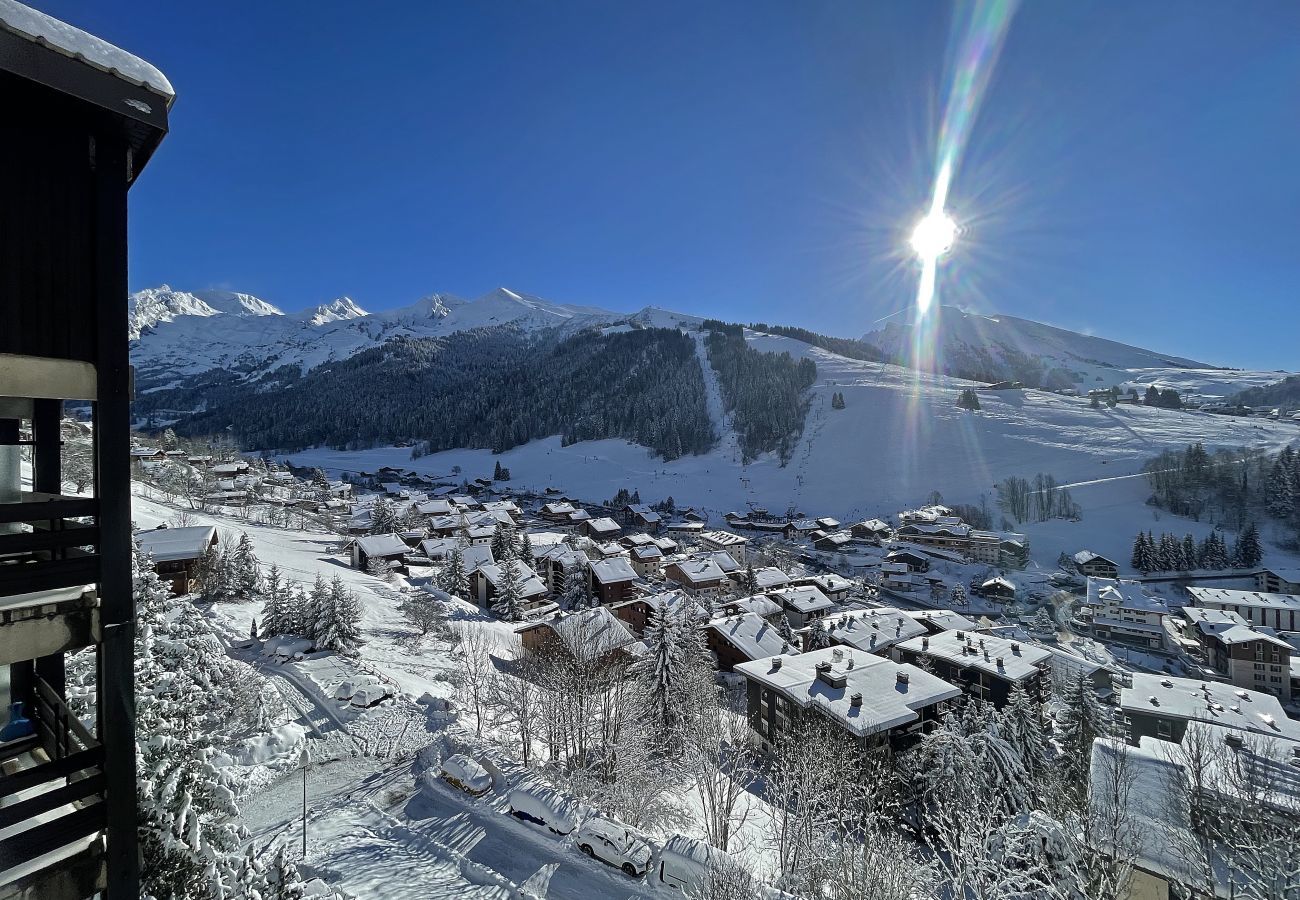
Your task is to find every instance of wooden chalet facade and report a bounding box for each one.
[0,6,174,895]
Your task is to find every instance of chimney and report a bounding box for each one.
[996,656,1004,668]
[897,671,910,686]
[850,693,863,707]
[832,647,843,662]
[955,630,963,640]
[772,656,783,670]
[1010,642,1020,652]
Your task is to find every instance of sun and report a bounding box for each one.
[909,210,958,263]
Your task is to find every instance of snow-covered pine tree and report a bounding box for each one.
[491,523,517,563]
[370,496,397,534]
[632,601,685,755]
[806,618,832,650]
[132,543,244,899]
[1267,457,1296,520]
[1053,671,1109,807]
[325,575,363,655]
[516,529,535,567]
[1234,521,1263,568]
[777,613,795,645]
[260,563,287,637]
[233,531,261,601]
[307,575,331,649]
[491,558,524,621]
[285,581,308,637]
[559,567,589,610]
[439,546,468,598]
[950,583,967,607]
[1130,534,1145,570]
[741,561,759,595]
[1001,683,1049,794]
[1182,534,1198,571]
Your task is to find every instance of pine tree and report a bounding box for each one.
[491,558,524,621]
[777,613,795,646]
[285,582,308,637]
[260,563,287,637]
[370,496,397,534]
[741,561,759,595]
[806,618,832,650]
[324,575,363,655]
[1234,522,1263,568]
[233,531,261,601]
[1182,534,1198,572]
[1157,532,1179,572]
[1054,672,1109,806]
[439,546,468,599]
[950,583,967,607]
[1130,533,1145,570]
[1001,683,1049,792]
[516,529,535,567]
[559,567,589,610]
[307,575,331,648]
[132,543,244,899]
[249,618,258,641]
[491,523,517,562]
[632,602,686,754]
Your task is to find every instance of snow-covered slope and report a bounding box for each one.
[129,285,627,387]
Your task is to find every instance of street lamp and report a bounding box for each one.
[299,746,310,859]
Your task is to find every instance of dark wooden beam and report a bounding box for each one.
[91,134,138,900]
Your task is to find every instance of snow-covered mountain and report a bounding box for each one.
[864,306,1212,388]
[128,285,627,389]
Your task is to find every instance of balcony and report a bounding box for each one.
[0,676,106,899]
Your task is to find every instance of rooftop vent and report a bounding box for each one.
[1010,642,1020,653]
[922,637,930,650]
[996,656,1004,668]
[832,648,844,662]
[1149,696,1160,706]
[850,692,863,707]
[1160,679,1174,688]
[955,630,964,639]
[897,671,910,686]
[1224,732,1245,749]
[772,657,783,670]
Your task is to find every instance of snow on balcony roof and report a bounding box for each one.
[134,525,215,562]
[0,0,173,102]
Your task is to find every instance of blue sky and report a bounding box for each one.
[44,1,1300,369]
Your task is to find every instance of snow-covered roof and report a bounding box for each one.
[904,609,978,632]
[1120,673,1300,741]
[1088,578,1166,614]
[587,516,621,533]
[541,501,576,515]
[590,557,637,584]
[1179,721,1300,816]
[631,545,663,561]
[1193,620,1293,651]
[751,567,791,590]
[0,0,174,102]
[899,522,971,538]
[134,525,215,562]
[696,550,739,575]
[981,575,1015,591]
[419,537,460,559]
[669,558,728,585]
[522,606,640,660]
[772,584,833,614]
[1187,587,1300,612]
[792,573,853,594]
[1178,606,1248,627]
[708,613,794,662]
[416,499,453,516]
[1260,566,1300,585]
[621,533,654,547]
[478,563,547,599]
[460,544,495,572]
[626,504,661,522]
[897,629,1050,683]
[720,595,783,619]
[567,509,592,522]
[355,533,409,558]
[823,608,927,654]
[736,647,961,738]
[1072,549,1115,566]
[814,530,853,547]
[700,530,748,547]
[854,518,891,533]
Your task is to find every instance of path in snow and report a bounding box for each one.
[691,330,742,469]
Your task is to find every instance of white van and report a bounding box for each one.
[657,834,758,896]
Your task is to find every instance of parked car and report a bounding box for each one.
[506,781,585,835]
[265,636,313,664]
[575,816,651,877]
[350,685,393,708]
[333,677,380,702]
[437,754,492,797]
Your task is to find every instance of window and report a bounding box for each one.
[1157,719,1172,739]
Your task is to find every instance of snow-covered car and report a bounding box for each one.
[349,685,393,708]
[438,754,492,797]
[266,637,313,663]
[506,781,586,835]
[333,677,380,702]
[575,816,651,877]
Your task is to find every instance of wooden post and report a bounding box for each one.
[32,398,67,696]
[93,135,139,900]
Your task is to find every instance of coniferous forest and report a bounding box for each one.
[156,326,716,460]
[704,323,817,465]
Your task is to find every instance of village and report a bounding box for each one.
[119,434,1300,899]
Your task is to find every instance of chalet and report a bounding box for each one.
[729,566,790,593]
[884,549,929,573]
[770,584,834,628]
[610,589,701,637]
[665,521,705,535]
[622,504,662,532]
[736,647,961,754]
[664,558,730,601]
[1087,578,1170,650]
[976,575,1016,601]
[681,508,708,523]
[966,530,1002,565]
[0,4,174,890]
[717,594,784,622]
[135,525,218,595]
[706,613,795,672]
[698,530,749,564]
[1255,567,1300,595]
[584,518,623,541]
[620,532,655,548]
[351,533,410,573]
[812,530,853,553]
[822,608,927,656]
[211,460,251,478]
[815,517,840,531]
[653,535,679,555]
[1072,550,1119,579]
[898,504,952,524]
[470,562,551,615]
[880,563,920,593]
[895,630,1053,707]
[628,544,663,578]
[896,522,971,553]
[698,549,741,578]
[589,557,638,606]
[1186,586,1300,632]
[418,537,461,562]
[130,446,166,471]
[1179,607,1292,702]
[517,607,642,663]
[1118,673,1300,745]
[533,542,587,593]
[416,498,454,517]
[481,499,522,522]
[850,519,892,544]
[905,608,979,635]
[1000,536,1030,569]
[791,573,853,604]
